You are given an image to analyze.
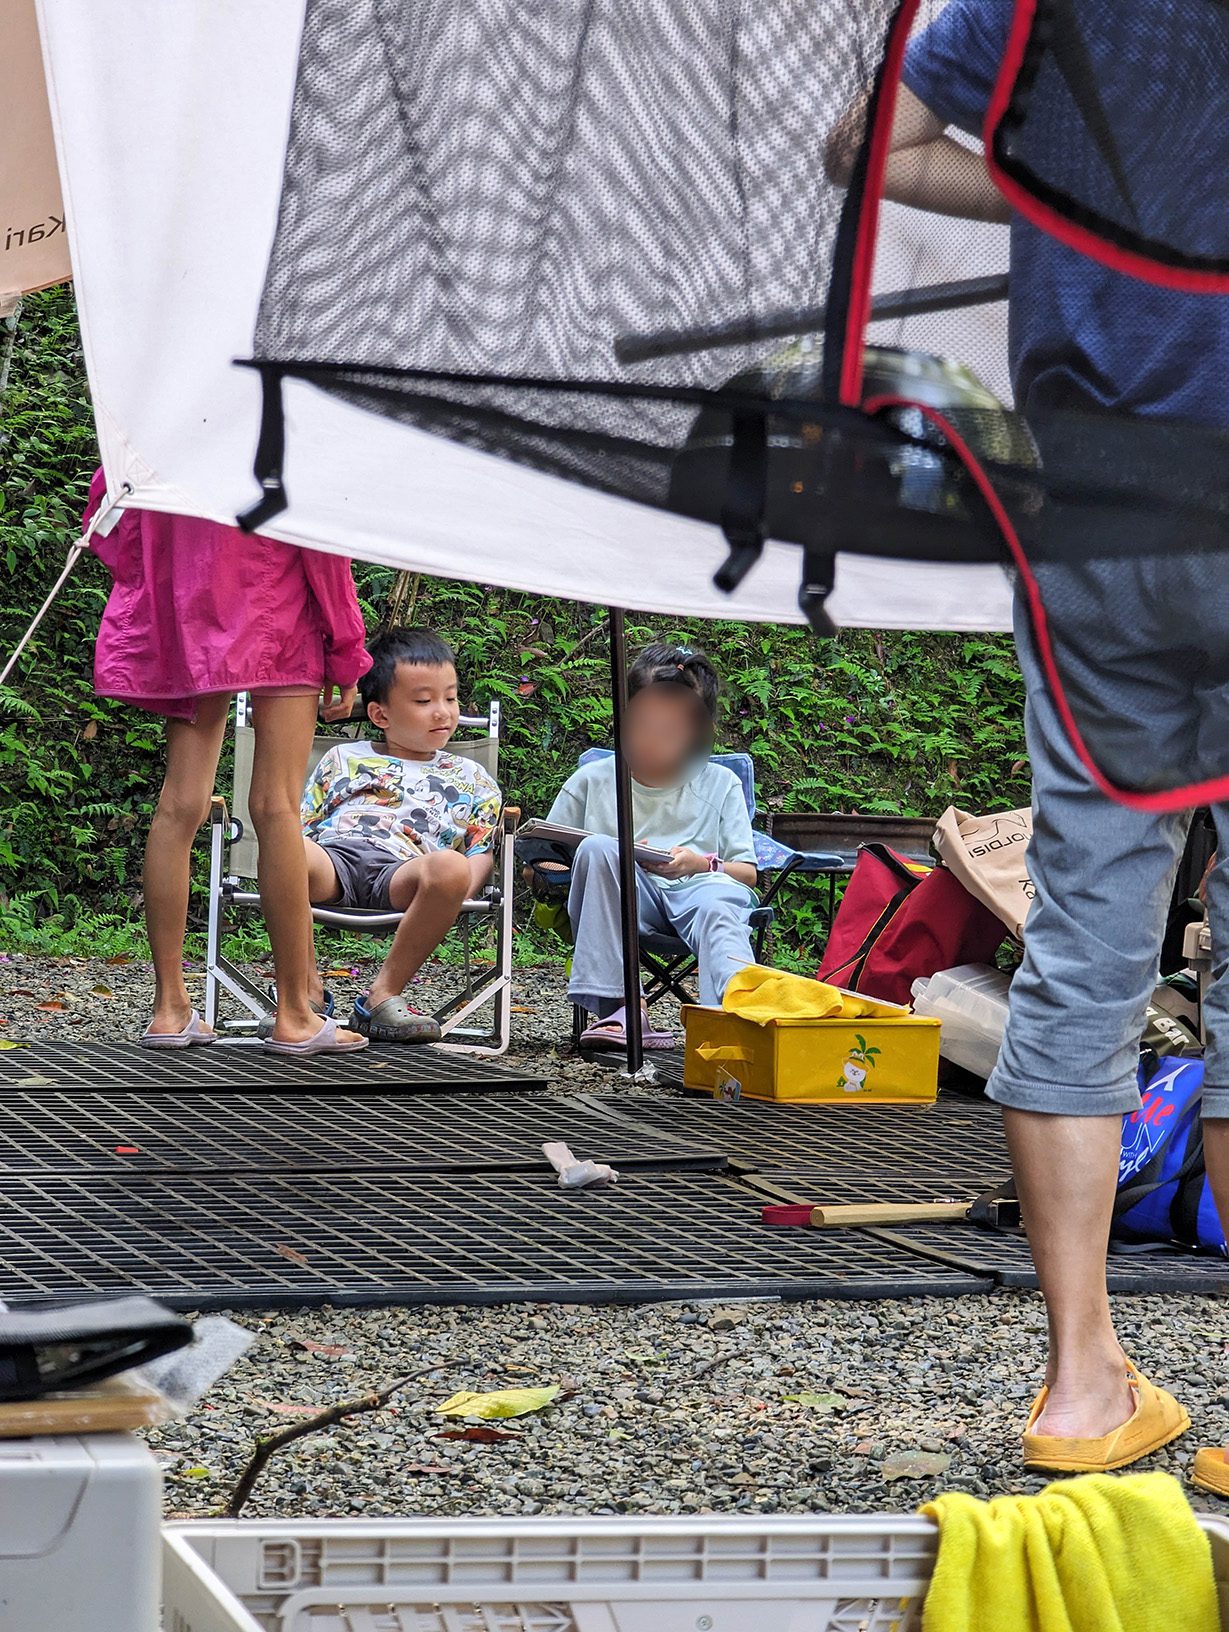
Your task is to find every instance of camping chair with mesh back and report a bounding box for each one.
[203,693,517,1055]
[520,747,785,1049]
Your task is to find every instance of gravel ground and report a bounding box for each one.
[2,953,1227,1520]
[150,1294,1227,1520]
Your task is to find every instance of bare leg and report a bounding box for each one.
[367,849,472,1006]
[1004,1107,1133,1437]
[143,694,231,1034]
[305,838,343,906]
[248,694,363,1046]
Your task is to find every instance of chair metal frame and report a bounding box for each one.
[203,693,516,1056]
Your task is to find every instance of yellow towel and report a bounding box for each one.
[721,963,881,1024]
[921,1472,1218,1632]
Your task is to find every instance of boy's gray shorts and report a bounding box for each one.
[317,837,412,911]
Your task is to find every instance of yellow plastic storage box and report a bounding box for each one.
[682,996,940,1104]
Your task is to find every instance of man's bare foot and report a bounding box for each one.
[1031,1366,1137,1440]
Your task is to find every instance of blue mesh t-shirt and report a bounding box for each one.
[902,0,1229,428]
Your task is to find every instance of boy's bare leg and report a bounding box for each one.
[1003,1108,1133,1438]
[367,849,472,1005]
[143,693,232,1034]
[305,838,343,905]
[248,693,364,1046]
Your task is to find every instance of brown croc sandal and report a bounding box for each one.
[1192,1448,1229,1497]
[1022,1361,1190,1473]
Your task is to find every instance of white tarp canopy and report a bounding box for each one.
[34,0,1013,631]
[1,0,70,312]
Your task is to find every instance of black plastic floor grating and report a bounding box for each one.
[0,1039,545,1093]
[0,1092,723,1176]
[0,1171,991,1308]
[585,1091,1010,1179]
[870,1223,1229,1295]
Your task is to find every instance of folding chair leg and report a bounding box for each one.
[204,802,225,1030]
[203,795,273,1032]
[434,808,518,1057]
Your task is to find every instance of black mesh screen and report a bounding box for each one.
[991,0,1229,285]
[251,0,906,515]
[242,0,1229,807]
[244,0,1026,594]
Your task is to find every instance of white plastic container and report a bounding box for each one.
[164,1514,940,1632]
[912,963,1012,1079]
[0,1434,161,1632]
[163,1512,1229,1632]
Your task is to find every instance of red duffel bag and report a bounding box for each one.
[817,843,1006,1007]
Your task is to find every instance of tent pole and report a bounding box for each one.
[608,607,644,1075]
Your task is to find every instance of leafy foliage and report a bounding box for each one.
[0,288,1028,963]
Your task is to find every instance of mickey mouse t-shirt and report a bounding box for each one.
[302,742,501,862]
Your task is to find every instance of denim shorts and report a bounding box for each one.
[986,599,1229,1120]
[318,837,412,910]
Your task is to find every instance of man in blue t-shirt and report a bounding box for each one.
[898,0,1229,427]
[880,0,1229,1481]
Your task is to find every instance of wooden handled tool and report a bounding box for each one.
[763,1201,969,1228]
[763,1188,1020,1230]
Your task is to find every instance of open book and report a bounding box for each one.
[517,819,673,867]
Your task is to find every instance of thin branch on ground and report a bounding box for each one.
[225,1361,445,1518]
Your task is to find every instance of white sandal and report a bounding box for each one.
[139,1010,216,1050]
[262,1015,369,1056]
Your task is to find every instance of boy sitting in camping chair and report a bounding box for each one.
[301,628,502,1043]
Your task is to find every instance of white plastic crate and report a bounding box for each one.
[0,1433,161,1632]
[164,1514,940,1632]
[163,1511,1229,1632]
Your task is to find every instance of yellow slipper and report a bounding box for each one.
[1191,1448,1229,1497]
[1022,1361,1190,1473]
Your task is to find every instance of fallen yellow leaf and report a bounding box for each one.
[435,1386,560,1420]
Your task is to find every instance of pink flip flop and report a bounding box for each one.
[580,1005,676,1051]
[262,1015,369,1056]
[140,1011,216,1050]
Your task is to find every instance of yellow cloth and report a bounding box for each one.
[921,1472,1218,1632]
[721,964,881,1024]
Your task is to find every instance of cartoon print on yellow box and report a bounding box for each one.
[838,1033,882,1093]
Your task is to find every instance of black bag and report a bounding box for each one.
[0,1297,192,1402]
